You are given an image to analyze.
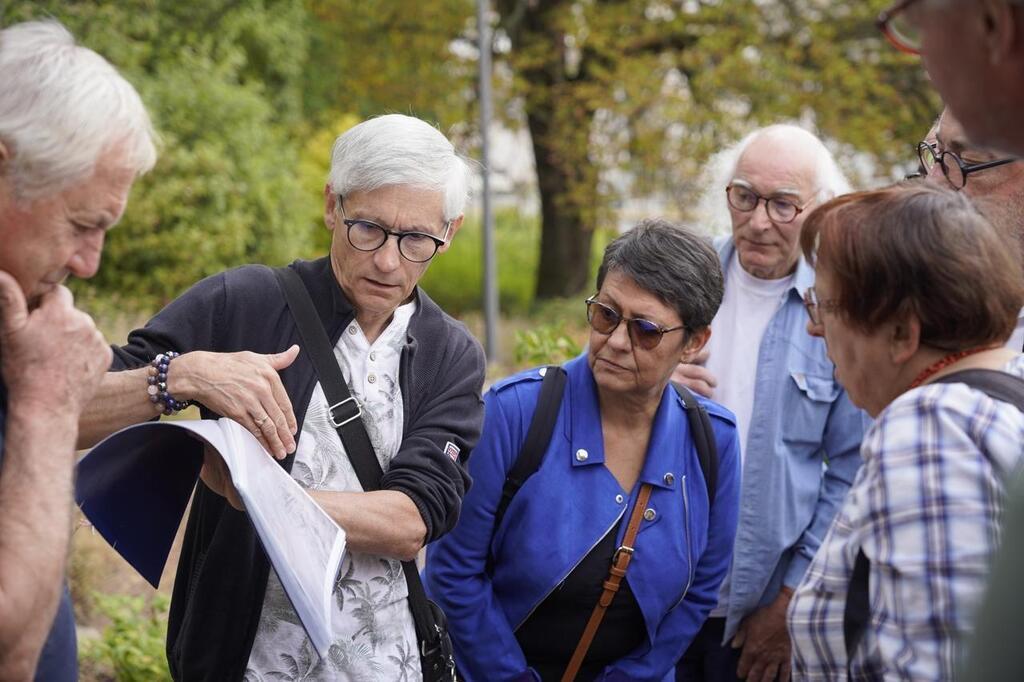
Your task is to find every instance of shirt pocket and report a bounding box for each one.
[783,369,840,448]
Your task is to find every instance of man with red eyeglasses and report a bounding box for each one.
[878,0,1024,156]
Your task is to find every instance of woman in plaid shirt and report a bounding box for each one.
[786,182,1024,680]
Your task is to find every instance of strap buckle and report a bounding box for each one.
[612,545,634,566]
[328,396,362,428]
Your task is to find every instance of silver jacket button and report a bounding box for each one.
[575,448,588,462]
[663,472,675,486]
[643,508,657,521]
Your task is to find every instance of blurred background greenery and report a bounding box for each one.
[2,0,939,677]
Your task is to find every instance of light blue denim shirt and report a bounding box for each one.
[713,237,868,642]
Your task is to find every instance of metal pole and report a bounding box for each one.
[478,0,499,360]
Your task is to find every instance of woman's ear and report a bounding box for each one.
[681,327,712,362]
[889,312,922,365]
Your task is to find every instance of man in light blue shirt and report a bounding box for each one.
[675,125,867,682]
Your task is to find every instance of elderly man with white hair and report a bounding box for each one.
[80,114,486,680]
[0,20,157,681]
[674,125,867,682]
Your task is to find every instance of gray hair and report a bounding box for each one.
[328,114,471,221]
[0,20,157,200]
[692,123,851,235]
[596,218,724,330]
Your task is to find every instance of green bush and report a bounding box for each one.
[514,324,584,368]
[419,207,540,317]
[79,593,172,682]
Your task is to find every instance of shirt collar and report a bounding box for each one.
[563,353,691,489]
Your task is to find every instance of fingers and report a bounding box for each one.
[780,659,792,682]
[693,348,710,365]
[0,270,28,336]
[268,344,300,371]
[736,648,752,678]
[247,408,288,460]
[200,445,245,511]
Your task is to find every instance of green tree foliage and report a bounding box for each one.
[494,0,938,299]
[3,0,317,312]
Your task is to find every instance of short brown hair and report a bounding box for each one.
[800,182,1024,350]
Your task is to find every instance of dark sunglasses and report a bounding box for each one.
[585,297,687,350]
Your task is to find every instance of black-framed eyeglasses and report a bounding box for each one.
[802,287,840,326]
[877,0,925,55]
[338,196,450,263]
[585,296,687,351]
[726,184,807,224]
[917,141,1019,190]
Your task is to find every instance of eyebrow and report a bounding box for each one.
[731,178,803,199]
[347,212,443,236]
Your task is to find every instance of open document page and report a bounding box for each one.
[76,418,346,659]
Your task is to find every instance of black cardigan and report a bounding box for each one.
[110,257,486,681]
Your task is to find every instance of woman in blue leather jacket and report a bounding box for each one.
[425,219,741,681]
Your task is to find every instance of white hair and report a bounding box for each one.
[692,123,852,235]
[0,20,157,201]
[328,114,471,221]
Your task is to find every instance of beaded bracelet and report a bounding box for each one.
[147,351,193,416]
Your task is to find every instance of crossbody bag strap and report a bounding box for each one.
[561,483,654,682]
[272,267,437,648]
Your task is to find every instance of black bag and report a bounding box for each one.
[491,365,720,547]
[274,267,457,682]
[843,368,1024,668]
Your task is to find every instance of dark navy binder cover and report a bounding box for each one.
[75,423,204,587]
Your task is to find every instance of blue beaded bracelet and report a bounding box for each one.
[147,351,193,416]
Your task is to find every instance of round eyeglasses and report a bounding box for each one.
[917,141,1018,191]
[876,0,925,55]
[585,297,687,350]
[338,196,450,263]
[726,184,807,224]
[802,287,840,327]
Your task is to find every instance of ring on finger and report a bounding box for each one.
[253,414,269,427]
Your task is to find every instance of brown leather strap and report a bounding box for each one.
[561,483,654,682]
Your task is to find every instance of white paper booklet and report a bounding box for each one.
[76,417,346,659]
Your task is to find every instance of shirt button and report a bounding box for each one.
[369,351,377,361]
[663,472,675,486]
[367,374,377,384]
[615,494,624,504]
[644,508,657,521]
[575,448,588,462]
[347,325,357,335]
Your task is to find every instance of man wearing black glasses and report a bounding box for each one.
[674,125,867,682]
[878,0,1024,157]
[79,114,486,680]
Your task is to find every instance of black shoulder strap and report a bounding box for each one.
[672,382,719,507]
[493,366,567,532]
[933,368,1024,412]
[491,373,719,548]
[272,267,440,656]
[843,367,1024,666]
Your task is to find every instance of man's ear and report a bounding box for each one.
[681,326,712,361]
[980,0,1020,64]
[889,312,922,365]
[323,184,337,230]
[436,214,464,254]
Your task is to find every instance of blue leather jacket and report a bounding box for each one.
[713,237,868,640]
[425,354,741,681]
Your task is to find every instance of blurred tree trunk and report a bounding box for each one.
[502,0,601,300]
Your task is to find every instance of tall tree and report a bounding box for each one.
[495,0,937,299]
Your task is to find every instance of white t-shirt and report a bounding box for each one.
[705,252,795,466]
[706,253,794,617]
[246,301,423,681]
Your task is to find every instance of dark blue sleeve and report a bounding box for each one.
[110,271,228,369]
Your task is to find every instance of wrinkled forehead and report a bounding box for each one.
[732,136,819,197]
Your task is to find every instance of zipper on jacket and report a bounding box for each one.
[673,475,695,609]
[513,506,627,630]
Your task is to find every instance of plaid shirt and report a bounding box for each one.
[788,355,1024,680]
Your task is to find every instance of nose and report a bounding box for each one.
[749,200,774,231]
[607,319,633,351]
[806,317,824,338]
[373,234,402,272]
[67,230,105,279]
